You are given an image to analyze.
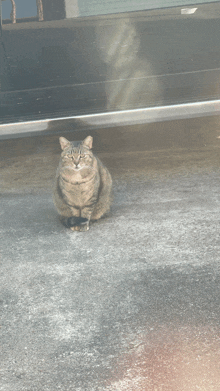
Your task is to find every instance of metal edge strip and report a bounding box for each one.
[1,100,220,139]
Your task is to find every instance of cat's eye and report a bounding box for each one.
[80,154,85,159]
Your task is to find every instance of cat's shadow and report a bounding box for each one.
[2,194,117,238]
[24,206,115,237]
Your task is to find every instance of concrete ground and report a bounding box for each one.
[1,116,220,390]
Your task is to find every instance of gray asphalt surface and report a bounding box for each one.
[1,117,220,390]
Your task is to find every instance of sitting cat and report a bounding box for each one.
[53,136,112,231]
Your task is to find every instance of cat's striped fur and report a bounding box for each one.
[53,136,112,231]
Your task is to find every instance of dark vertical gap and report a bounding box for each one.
[41,0,65,21]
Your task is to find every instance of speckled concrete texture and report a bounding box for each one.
[1,118,220,390]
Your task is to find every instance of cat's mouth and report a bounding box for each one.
[60,165,97,176]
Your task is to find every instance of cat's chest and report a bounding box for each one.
[59,174,100,207]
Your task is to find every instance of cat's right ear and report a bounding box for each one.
[59,137,70,150]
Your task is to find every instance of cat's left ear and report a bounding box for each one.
[82,136,93,149]
[59,137,70,150]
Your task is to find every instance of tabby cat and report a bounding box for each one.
[54,136,112,231]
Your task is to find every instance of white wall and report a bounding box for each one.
[65,0,79,18]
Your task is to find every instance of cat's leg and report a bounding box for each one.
[60,210,80,230]
[91,166,112,221]
[68,208,82,231]
[57,204,88,232]
[79,207,94,231]
[54,180,81,230]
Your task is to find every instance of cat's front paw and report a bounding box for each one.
[70,225,80,231]
[68,217,89,232]
[70,224,89,232]
[79,223,89,232]
[67,216,86,227]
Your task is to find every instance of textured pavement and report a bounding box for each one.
[1,117,220,390]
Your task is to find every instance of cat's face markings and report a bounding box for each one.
[62,150,81,169]
[60,138,93,170]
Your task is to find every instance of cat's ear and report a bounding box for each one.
[59,137,70,150]
[82,136,93,149]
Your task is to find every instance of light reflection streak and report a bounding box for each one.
[96,19,161,111]
[106,326,220,390]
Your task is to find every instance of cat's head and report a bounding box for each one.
[59,136,94,171]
